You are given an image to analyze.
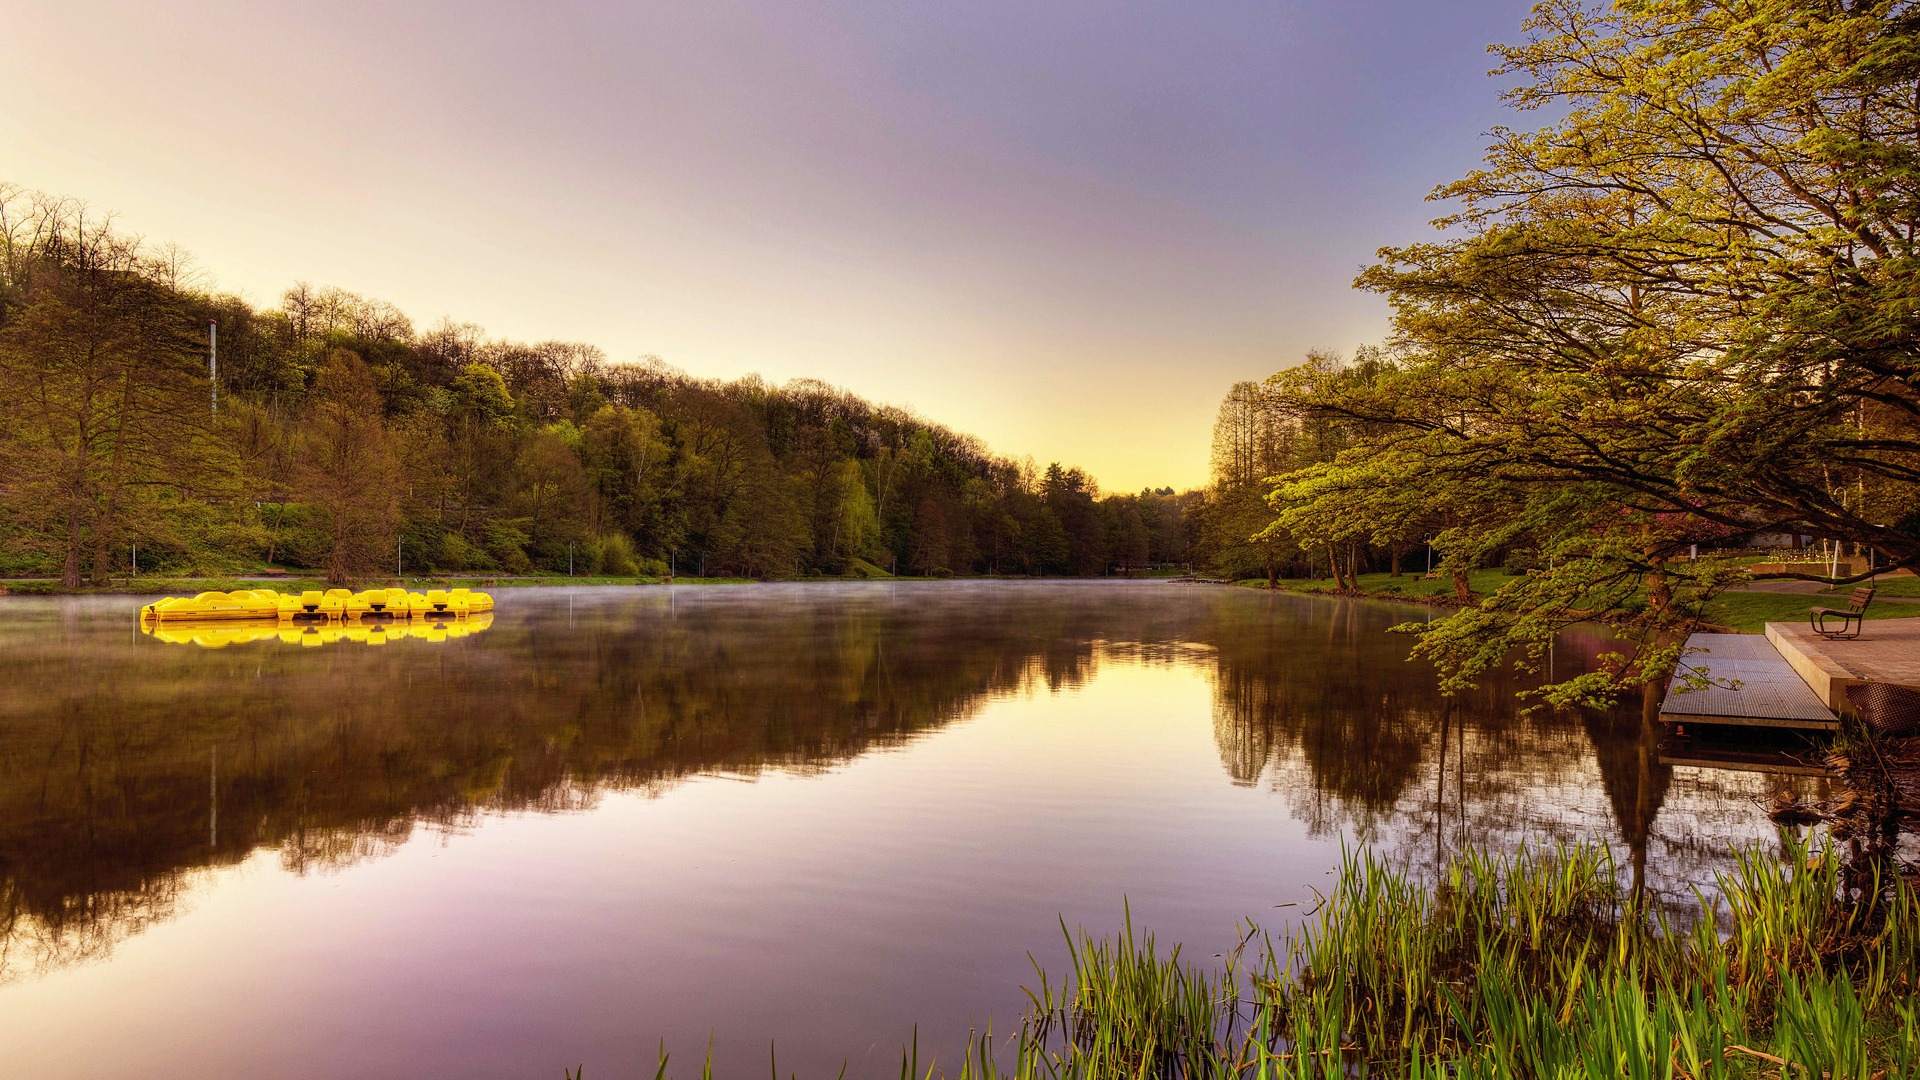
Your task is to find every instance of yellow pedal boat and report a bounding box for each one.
[145,587,495,625]
[144,610,492,649]
[141,590,282,623]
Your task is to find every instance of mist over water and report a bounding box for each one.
[0,583,1812,1079]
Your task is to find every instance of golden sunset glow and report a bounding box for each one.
[0,1,1523,491]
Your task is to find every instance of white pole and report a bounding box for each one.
[568,541,574,576]
[132,542,137,575]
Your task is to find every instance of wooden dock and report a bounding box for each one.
[1657,743,1831,777]
[1657,632,1839,731]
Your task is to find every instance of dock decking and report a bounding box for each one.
[1657,632,1839,731]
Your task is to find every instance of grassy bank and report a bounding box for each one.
[925,838,1916,1079]
[1240,570,1920,634]
[0,572,1170,596]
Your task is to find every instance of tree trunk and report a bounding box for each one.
[266,500,286,564]
[89,349,143,586]
[1264,553,1276,590]
[1390,545,1402,577]
[1452,567,1472,601]
[61,493,85,589]
[1644,547,1671,618]
[328,532,350,587]
[89,499,118,586]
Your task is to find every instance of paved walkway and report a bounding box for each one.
[1723,580,1920,604]
[1768,620,1920,712]
[1727,580,1829,594]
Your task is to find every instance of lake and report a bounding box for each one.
[0,582,1814,1079]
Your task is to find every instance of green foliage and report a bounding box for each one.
[448,362,515,428]
[485,521,533,574]
[598,532,637,577]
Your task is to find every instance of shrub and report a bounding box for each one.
[484,522,532,574]
[599,533,637,576]
[438,532,474,572]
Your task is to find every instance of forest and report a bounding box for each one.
[0,185,1210,587]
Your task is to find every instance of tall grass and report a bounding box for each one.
[926,836,1917,1079]
[582,838,1914,1078]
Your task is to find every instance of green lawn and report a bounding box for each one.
[1852,573,1920,597]
[1703,589,1919,633]
[1239,568,1920,635]
[1245,568,1513,599]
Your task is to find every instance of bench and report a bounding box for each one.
[1810,585,1875,639]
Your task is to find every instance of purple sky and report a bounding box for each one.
[4,0,1534,490]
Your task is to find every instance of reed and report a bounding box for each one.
[594,838,1914,1078]
[934,836,1918,1079]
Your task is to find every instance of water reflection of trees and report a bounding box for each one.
[1206,596,1827,912]
[0,586,1809,980]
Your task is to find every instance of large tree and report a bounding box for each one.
[1355,0,1920,570]
[296,350,402,585]
[1260,0,1920,702]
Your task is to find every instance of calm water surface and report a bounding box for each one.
[0,582,1812,1079]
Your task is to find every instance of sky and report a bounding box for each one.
[1,0,1532,492]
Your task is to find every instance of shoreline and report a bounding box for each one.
[11,572,1915,637]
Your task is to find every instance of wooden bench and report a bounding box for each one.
[1810,585,1875,639]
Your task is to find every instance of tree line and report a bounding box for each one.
[1208,0,1920,704]
[0,185,1200,586]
